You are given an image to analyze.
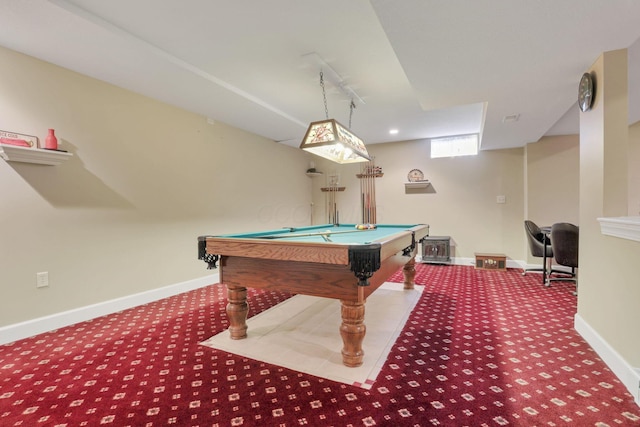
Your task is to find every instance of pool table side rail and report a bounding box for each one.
[200,224,429,266]
[206,239,352,264]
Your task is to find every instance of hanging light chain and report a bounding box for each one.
[349,99,356,129]
[320,70,357,127]
[320,71,329,120]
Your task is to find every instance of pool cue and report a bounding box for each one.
[365,168,369,223]
[365,170,369,224]
[326,185,329,223]
[325,176,328,223]
[327,178,337,224]
[369,168,373,223]
[371,161,377,224]
[371,163,376,223]
[370,159,377,223]
[368,162,373,223]
[362,162,366,223]
[360,163,365,223]
[360,166,366,224]
[333,190,335,224]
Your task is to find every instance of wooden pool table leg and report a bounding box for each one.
[403,256,416,290]
[226,284,248,339]
[340,299,366,367]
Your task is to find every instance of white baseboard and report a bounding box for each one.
[575,313,640,406]
[0,273,219,346]
[433,256,528,270]
[416,256,570,273]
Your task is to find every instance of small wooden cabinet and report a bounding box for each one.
[421,236,451,264]
[475,253,507,271]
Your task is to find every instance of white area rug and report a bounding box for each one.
[200,282,423,389]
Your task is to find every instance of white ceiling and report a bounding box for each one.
[1,0,640,150]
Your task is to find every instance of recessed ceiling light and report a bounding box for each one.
[389,129,399,134]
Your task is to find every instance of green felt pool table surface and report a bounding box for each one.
[218,223,423,244]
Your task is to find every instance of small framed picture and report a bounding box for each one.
[0,129,40,149]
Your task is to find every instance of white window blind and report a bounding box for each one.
[430,134,479,158]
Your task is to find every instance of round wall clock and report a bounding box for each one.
[578,72,594,112]
[407,169,424,182]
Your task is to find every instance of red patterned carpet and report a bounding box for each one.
[1,264,639,426]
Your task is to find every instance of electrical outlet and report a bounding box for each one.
[36,272,49,288]
[496,195,506,204]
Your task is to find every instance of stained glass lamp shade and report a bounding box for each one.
[300,119,371,164]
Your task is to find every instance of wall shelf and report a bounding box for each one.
[356,173,384,178]
[404,180,430,189]
[321,187,345,192]
[0,144,72,166]
[306,172,323,177]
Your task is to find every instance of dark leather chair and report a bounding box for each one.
[547,222,579,295]
[523,220,568,283]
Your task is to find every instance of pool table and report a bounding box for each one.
[197,223,429,367]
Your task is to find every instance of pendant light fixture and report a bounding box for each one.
[300,71,371,164]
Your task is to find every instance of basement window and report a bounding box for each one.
[430,134,479,158]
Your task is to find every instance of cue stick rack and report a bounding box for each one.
[320,172,344,225]
[356,159,383,224]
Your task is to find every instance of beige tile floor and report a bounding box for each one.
[200,282,423,389]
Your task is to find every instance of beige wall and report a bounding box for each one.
[0,46,313,326]
[524,134,580,263]
[526,134,580,225]
[310,140,526,262]
[578,50,640,368]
